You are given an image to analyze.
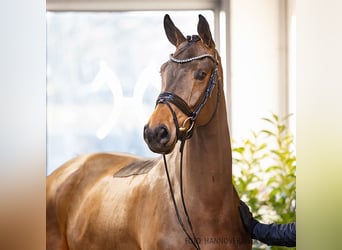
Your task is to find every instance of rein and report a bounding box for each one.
[156,52,221,250]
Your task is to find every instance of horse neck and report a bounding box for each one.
[183,92,233,209]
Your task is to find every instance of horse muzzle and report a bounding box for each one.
[143,124,175,154]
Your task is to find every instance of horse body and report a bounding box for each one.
[46,153,224,250]
[47,152,249,250]
[47,14,252,250]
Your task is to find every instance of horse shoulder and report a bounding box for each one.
[46,152,139,250]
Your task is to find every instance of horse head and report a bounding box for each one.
[144,14,222,154]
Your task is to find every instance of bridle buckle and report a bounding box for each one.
[179,116,194,133]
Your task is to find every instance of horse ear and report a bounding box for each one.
[164,14,186,47]
[197,14,215,48]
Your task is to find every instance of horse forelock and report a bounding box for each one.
[186,35,200,43]
[173,35,208,59]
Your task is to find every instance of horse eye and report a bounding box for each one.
[194,70,207,80]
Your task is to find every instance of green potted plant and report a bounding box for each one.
[233,114,296,250]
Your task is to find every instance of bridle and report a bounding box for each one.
[155,51,221,250]
[156,53,220,143]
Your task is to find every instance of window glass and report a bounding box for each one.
[47,11,214,174]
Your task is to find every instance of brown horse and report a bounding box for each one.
[46,14,252,250]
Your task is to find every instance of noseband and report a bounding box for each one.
[156,53,220,142]
[155,52,221,250]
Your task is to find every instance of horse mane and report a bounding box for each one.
[113,158,160,178]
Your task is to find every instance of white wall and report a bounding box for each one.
[230,0,289,138]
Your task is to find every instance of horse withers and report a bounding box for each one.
[46,14,252,250]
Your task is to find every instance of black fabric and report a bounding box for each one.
[239,200,296,247]
[239,200,259,234]
[252,222,296,247]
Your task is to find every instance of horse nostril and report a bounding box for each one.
[143,124,151,142]
[158,125,170,144]
[144,124,170,146]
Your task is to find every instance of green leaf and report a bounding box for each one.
[265,165,282,172]
[278,124,286,133]
[261,129,275,136]
[281,113,293,122]
[267,176,279,186]
[233,147,245,154]
[272,113,279,122]
[261,117,275,124]
[257,143,268,151]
